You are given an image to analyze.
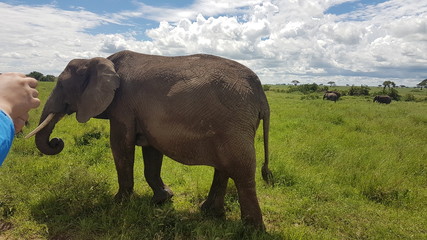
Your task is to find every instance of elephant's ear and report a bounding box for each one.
[76,57,120,123]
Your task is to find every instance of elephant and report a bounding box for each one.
[373,95,391,104]
[325,90,341,99]
[323,92,338,102]
[27,50,272,229]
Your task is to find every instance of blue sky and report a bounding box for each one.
[1,0,426,86]
[326,0,388,15]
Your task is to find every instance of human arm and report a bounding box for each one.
[0,72,40,164]
[0,110,14,165]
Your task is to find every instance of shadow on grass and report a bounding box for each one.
[30,182,281,239]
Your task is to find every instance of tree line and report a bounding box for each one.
[21,71,427,90]
[26,71,56,82]
[288,79,427,89]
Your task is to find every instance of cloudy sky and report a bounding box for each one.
[0,0,426,86]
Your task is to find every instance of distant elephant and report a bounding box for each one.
[323,92,338,102]
[27,50,272,229]
[325,90,341,99]
[373,95,391,104]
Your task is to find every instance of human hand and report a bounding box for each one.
[0,72,41,133]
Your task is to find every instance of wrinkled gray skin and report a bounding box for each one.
[35,50,272,229]
[323,92,338,102]
[373,95,391,104]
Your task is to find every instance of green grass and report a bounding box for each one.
[1,82,426,239]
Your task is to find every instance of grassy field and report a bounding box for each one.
[1,82,426,239]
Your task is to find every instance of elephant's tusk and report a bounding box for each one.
[25,113,55,139]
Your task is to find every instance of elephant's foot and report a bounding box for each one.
[242,216,266,231]
[152,186,174,204]
[200,199,225,218]
[114,189,133,202]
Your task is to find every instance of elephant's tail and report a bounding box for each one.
[261,108,273,185]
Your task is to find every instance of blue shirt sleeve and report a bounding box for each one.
[0,110,15,165]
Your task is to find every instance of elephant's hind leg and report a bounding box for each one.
[201,169,229,218]
[142,146,174,204]
[233,174,264,230]
[227,142,265,230]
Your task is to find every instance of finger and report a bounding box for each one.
[31,88,39,98]
[26,77,38,88]
[31,98,41,108]
[27,85,41,108]
[14,117,27,133]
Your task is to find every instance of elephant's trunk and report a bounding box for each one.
[34,112,65,155]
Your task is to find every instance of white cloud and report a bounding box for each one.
[0,3,102,73]
[100,34,132,53]
[0,0,426,87]
[123,0,264,22]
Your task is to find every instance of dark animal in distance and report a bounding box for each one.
[323,92,338,102]
[373,95,392,104]
[326,90,341,99]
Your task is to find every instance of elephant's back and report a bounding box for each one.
[109,50,262,91]
[110,50,267,125]
[112,51,265,109]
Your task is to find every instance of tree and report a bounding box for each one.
[27,71,44,81]
[40,75,56,82]
[291,80,300,86]
[327,81,336,87]
[418,79,427,90]
[382,80,396,91]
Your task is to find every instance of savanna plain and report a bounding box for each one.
[1,82,426,239]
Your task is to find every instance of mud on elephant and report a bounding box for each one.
[27,50,272,230]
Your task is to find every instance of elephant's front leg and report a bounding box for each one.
[201,169,229,218]
[142,146,174,204]
[110,119,136,201]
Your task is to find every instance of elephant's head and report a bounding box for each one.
[373,96,378,102]
[26,57,120,155]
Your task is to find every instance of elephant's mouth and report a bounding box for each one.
[64,103,75,115]
[25,113,56,139]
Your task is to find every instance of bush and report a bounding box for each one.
[387,88,401,101]
[348,85,370,96]
[403,94,416,102]
[287,83,327,94]
[262,85,271,91]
